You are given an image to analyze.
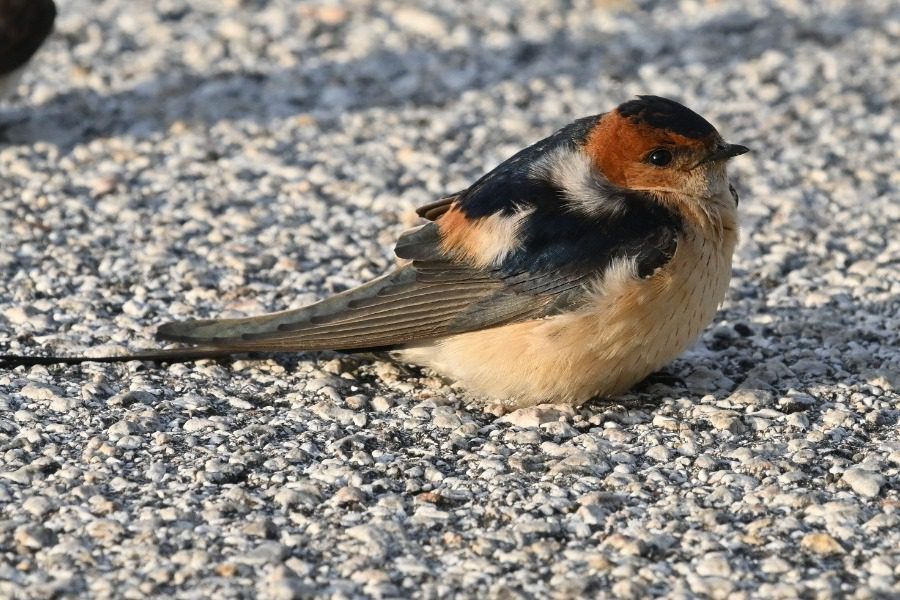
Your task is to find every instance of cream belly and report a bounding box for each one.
[399,225,737,408]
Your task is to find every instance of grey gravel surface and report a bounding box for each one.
[1,0,899,598]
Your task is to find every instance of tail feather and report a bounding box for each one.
[155,268,414,345]
[0,345,251,367]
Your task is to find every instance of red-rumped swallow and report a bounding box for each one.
[1,96,749,408]
[0,0,56,99]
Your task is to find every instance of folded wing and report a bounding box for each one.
[155,225,581,351]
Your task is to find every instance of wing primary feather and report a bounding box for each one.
[245,305,468,341]
[337,283,498,313]
[219,319,460,351]
[156,267,419,343]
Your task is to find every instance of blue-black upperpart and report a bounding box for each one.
[617,95,717,140]
[406,108,683,282]
[456,114,603,219]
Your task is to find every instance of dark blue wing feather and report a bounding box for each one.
[457,114,604,218]
[400,111,681,287]
[499,195,680,281]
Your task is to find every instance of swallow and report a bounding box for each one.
[0,0,56,99]
[0,96,749,409]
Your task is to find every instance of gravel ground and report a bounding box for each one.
[1,0,898,597]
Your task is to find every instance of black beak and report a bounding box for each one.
[703,143,750,163]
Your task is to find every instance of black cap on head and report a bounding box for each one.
[617,95,717,139]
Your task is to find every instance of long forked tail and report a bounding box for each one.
[0,345,253,367]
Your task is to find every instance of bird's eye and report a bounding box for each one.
[647,149,673,167]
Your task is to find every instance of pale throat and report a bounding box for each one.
[654,167,738,238]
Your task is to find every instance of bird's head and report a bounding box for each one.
[586,96,748,205]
